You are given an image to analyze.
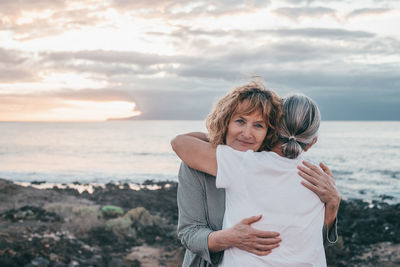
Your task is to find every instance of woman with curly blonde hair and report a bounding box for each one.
[172,81,339,267]
[206,81,282,152]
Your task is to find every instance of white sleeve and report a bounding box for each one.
[216,145,245,189]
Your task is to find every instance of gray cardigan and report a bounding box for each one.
[177,162,338,267]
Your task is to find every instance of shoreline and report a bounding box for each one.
[9,179,400,204]
[14,181,172,194]
[1,178,399,266]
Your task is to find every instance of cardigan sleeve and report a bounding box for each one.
[177,162,224,265]
[323,218,338,247]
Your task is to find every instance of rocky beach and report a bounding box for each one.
[0,178,399,267]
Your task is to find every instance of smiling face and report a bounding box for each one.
[225,101,268,152]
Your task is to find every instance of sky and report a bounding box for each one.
[0,0,399,121]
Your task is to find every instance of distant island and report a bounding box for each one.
[107,115,140,121]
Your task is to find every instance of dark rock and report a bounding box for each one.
[105,183,119,191]
[379,194,395,201]
[86,226,119,246]
[0,178,19,193]
[108,258,124,267]
[1,206,62,222]
[81,255,105,267]
[31,181,46,185]
[52,262,68,267]
[142,179,155,185]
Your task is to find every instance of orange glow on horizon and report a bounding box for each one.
[0,100,141,122]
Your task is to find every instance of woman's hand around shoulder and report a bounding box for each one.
[208,215,281,256]
[297,161,340,228]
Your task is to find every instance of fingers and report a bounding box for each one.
[298,169,318,185]
[241,215,262,225]
[255,243,280,251]
[248,244,280,256]
[320,162,334,178]
[301,180,319,194]
[302,161,323,175]
[255,244,280,252]
[238,229,281,256]
[254,230,281,239]
[297,164,315,176]
[250,249,273,256]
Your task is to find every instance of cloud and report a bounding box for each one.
[151,25,375,42]
[269,28,374,39]
[280,0,345,4]
[0,69,37,83]
[172,38,398,81]
[37,28,390,79]
[1,26,398,87]
[347,8,393,19]
[112,0,271,17]
[39,50,197,80]
[272,6,337,20]
[0,88,131,103]
[1,57,399,120]
[42,50,190,66]
[0,0,399,121]
[0,0,108,40]
[0,48,29,64]
[274,3,395,22]
[0,48,37,82]
[124,90,219,120]
[0,0,65,17]
[0,0,273,40]
[2,26,397,87]
[281,0,316,4]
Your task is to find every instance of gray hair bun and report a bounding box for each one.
[279,94,321,159]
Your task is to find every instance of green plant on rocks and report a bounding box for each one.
[102,205,124,218]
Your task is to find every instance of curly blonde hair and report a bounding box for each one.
[206,81,282,151]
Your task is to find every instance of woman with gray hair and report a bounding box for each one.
[172,93,336,266]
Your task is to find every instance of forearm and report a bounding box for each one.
[185,132,209,142]
[324,196,340,230]
[324,204,338,230]
[171,134,217,176]
[208,229,234,252]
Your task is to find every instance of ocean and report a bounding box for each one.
[0,121,399,203]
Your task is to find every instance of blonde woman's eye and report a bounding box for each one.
[255,124,265,128]
[236,119,244,123]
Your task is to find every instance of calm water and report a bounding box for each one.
[0,121,399,203]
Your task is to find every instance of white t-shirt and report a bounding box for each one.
[216,145,326,267]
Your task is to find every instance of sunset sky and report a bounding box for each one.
[0,0,399,121]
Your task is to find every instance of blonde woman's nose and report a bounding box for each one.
[241,124,252,139]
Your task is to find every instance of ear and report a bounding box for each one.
[304,136,318,152]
